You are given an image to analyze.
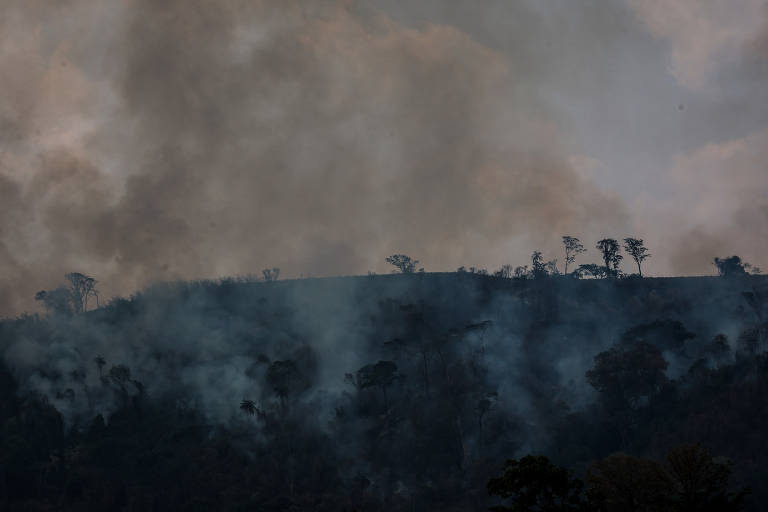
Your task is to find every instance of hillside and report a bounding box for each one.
[1,272,767,510]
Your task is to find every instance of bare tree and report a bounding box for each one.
[386,254,419,274]
[596,239,623,278]
[623,238,651,277]
[65,273,99,313]
[562,236,586,274]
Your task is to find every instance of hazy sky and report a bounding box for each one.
[1,0,767,314]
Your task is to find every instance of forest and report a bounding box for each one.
[1,241,767,511]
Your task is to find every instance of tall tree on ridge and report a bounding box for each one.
[562,236,586,275]
[623,238,651,277]
[596,239,622,278]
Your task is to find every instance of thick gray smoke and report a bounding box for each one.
[1,0,767,317]
[0,0,632,316]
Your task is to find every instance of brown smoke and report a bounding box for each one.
[1,0,633,315]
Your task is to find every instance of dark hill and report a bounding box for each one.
[1,273,767,510]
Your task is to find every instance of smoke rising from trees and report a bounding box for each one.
[4,1,767,315]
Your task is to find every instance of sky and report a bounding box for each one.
[0,0,767,315]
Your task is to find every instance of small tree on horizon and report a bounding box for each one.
[65,272,99,313]
[35,272,99,315]
[386,254,419,274]
[713,256,752,277]
[531,251,548,279]
[546,259,560,276]
[35,287,73,315]
[562,236,586,275]
[596,239,623,278]
[576,263,607,279]
[623,238,651,277]
[262,268,280,282]
[514,265,530,279]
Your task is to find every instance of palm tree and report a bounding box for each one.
[109,364,132,405]
[240,399,256,416]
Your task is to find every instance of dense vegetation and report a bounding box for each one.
[1,271,767,510]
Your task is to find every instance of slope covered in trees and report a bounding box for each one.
[1,272,767,510]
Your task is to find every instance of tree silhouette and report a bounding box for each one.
[487,455,585,511]
[596,239,623,278]
[346,360,399,410]
[385,254,419,274]
[476,391,498,448]
[514,265,530,279]
[586,453,673,511]
[34,287,73,315]
[665,444,748,511]
[34,272,98,315]
[531,251,548,279]
[586,446,748,512]
[262,268,280,282]
[65,272,98,313]
[562,236,586,275]
[240,399,257,416]
[714,256,750,277]
[575,263,607,279]
[586,341,668,411]
[546,259,560,276]
[266,360,308,409]
[109,364,132,405]
[623,238,651,277]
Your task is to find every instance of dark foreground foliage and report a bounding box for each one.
[487,445,748,511]
[1,273,767,510]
